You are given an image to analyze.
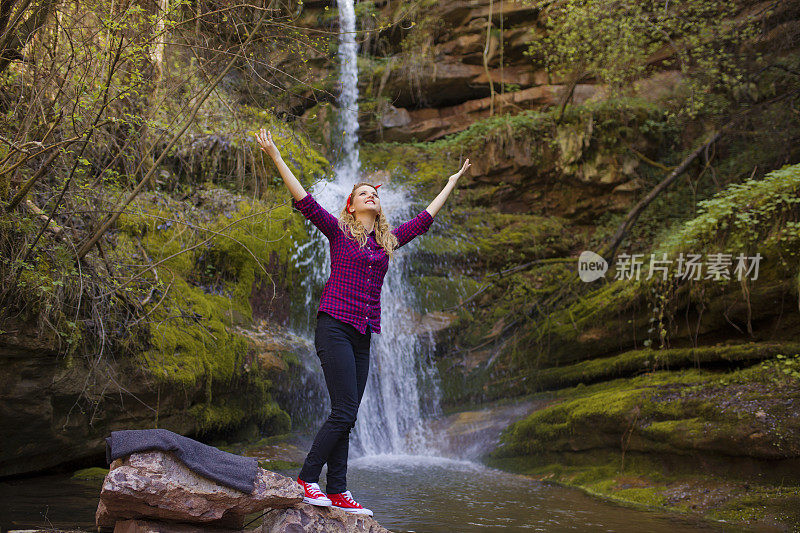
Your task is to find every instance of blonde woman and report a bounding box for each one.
[255,128,470,516]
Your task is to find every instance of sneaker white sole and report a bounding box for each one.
[303,496,333,506]
[332,506,373,516]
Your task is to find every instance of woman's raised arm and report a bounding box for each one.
[256,128,340,240]
[425,158,471,218]
[255,128,308,202]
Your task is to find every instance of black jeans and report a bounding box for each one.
[298,311,371,494]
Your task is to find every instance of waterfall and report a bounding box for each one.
[334,0,360,183]
[290,0,443,458]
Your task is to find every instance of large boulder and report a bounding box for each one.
[112,519,259,533]
[96,451,302,530]
[260,505,392,533]
[111,510,393,533]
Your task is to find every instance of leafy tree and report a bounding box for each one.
[525,0,762,118]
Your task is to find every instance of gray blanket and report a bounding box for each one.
[105,428,258,493]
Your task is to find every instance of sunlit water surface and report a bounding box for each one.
[2,453,763,532]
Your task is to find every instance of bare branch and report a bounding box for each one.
[77,8,271,259]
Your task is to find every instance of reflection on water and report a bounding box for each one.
[3,452,770,533]
[0,474,100,530]
[341,454,735,533]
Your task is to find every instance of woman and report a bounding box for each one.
[255,128,469,516]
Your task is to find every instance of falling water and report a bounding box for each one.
[334,0,360,182]
[289,0,443,458]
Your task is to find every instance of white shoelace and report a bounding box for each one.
[342,491,359,506]
[307,482,326,497]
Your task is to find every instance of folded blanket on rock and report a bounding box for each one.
[105,428,258,493]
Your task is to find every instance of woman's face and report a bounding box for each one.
[349,185,380,215]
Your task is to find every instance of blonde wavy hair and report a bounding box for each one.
[337,182,399,261]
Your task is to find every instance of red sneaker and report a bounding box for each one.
[297,477,332,506]
[327,490,373,516]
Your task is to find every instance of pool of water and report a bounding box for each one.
[1,452,771,532]
[310,454,738,533]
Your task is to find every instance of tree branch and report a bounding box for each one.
[77,8,270,259]
[598,128,728,263]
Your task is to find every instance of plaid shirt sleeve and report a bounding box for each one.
[292,192,340,240]
[392,208,434,249]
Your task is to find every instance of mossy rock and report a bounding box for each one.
[529,341,800,391]
[258,459,301,471]
[492,355,800,462]
[72,467,109,481]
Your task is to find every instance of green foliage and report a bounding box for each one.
[408,274,483,313]
[506,162,800,376]
[660,163,800,260]
[525,0,760,117]
[0,215,88,354]
[394,0,444,75]
[354,0,379,21]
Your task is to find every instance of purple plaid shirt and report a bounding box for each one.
[292,192,434,335]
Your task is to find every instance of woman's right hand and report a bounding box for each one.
[255,128,281,160]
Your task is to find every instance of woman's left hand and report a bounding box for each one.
[448,158,470,184]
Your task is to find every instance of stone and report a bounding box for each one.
[112,519,259,533]
[436,33,484,58]
[612,178,645,193]
[418,311,457,334]
[260,504,392,533]
[378,106,411,129]
[368,84,600,143]
[428,398,550,460]
[96,451,303,530]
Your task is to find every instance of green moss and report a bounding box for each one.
[492,357,800,461]
[409,274,483,312]
[435,358,492,410]
[109,184,319,436]
[0,215,91,353]
[282,353,301,368]
[140,277,247,386]
[413,208,576,270]
[71,467,110,481]
[361,97,670,194]
[516,275,645,366]
[189,398,290,436]
[116,188,310,385]
[491,161,800,384]
[530,341,800,391]
[611,486,668,507]
[258,459,301,471]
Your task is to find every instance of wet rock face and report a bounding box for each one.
[96,451,303,529]
[0,318,198,479]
